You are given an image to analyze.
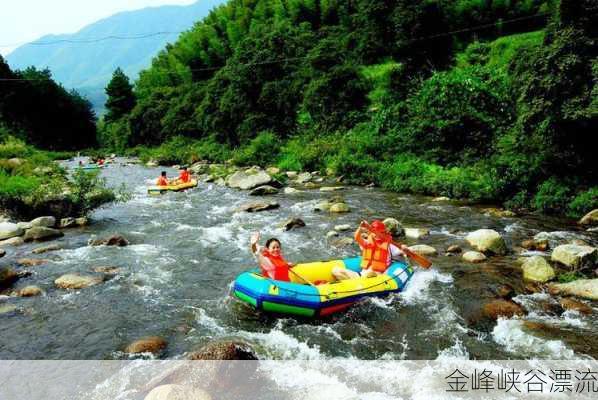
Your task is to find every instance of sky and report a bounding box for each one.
[0,0,197,56]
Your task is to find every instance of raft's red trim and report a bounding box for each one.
[319,302,355,316]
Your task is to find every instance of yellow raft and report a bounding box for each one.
[148,179,198,195]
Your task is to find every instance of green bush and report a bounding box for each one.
[232,131,280,167]
[568,187,598,218]
[557,272,584,283]
[533,178,572,214]
[0,172,39,200]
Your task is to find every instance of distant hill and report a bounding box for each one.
[7,0,225,114]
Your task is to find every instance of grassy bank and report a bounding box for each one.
[0,132,118,219]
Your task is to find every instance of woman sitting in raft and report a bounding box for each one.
[172,166,191,184]
[156,171,169,186]
[332,220,405,280]
[250,232,293,281]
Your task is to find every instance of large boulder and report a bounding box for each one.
[0,268,19,288]
[404,228,430,240]
[188,341,257,360]
[29,216,56,228]
[329,202,350,213]
[236,202,280,213]
[551,244,598,270]
[521,256,556,283]
[482,299,526,320]
[383,218,404,237]
[295,172,312,184]
[54,274,103,289]
[249,185,279,196]
[0,222,24,241]
[465,229,507,255]
[89,234,129,247]
[226,169,272,190]
[548,279,598,301]
[462,251,487,263]
[145,385,211,400]
[23,227,63,242]
[579,209,598,226]
[125,336,168,354]
[408,245,438,256]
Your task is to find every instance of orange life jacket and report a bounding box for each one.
[261,249,291,281]
[179,170,190,183]
[360,234,391,273]
[157,176,169,186]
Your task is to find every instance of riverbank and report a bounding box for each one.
[1,160,598,361]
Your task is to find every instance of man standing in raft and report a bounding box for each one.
[250,232,293,282]
[332,220,405,280]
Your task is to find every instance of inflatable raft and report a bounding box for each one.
[81,164,105,171]
[148,179,198,194]
[233,257,414,317]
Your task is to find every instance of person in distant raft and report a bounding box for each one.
[332,220,405,280]
[174,166,191,184]
[156,171,169,186]
[250,232,293,281]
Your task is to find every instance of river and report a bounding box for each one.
[1,159,597,362]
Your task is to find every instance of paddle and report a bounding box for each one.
[361,221,432,269]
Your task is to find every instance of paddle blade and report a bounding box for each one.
[394,242,432,269]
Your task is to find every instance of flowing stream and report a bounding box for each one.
[1,159,597,362]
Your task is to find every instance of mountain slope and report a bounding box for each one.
[7,0,225,112]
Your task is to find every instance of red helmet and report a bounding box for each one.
[370,220,387,233]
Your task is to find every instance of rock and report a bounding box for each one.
[588,227,598,233]
[334,224,351,232]
[329,203,350,213]
[432,196,450,202]
[144,385,211,400]
[551,244,598,269]
[383,218,404,237]
[23,227,63,242]
[92,266,121,275]
[579,209,598,226]
[236,202,280,213]
[17,222,32,230]
[6,158,25,168]
[17,258,50,267]
[0,222,24,241]
[29,216,56,228]
[59,218,76,228]
[188,341,257,360]
[0,248,5,258]
[408,245,437,256]
[227,169,272,190]
[303,182,318,189]
[482,299,526,320]
[125,336,168,354]
[525,282,544,294]
[283,187,300,194]
[482,208,516,218]
[559,298,592,315]
[215,178,226,186]
[331,237,354,247]
[314,201,331,212]
[189,162,209,175]
[495,284,515,299]
[266,167,280,175]
[404,228,430,240]
[286,171,298,179]
[521,256,555,283]
[75,217,89,227]
[0,304,18,315]
[521,239,549,251]
[446,245,462,254]
[146,160,158,167]
[32,244,62,254]
[320,186,344,192]
[89,234,129,247]
[0,237,24,247]
[279,218,305,231]
[17,286,43,297]
[548,279,598,300]
[0,268,19,288]
[295,172,312,184]
[462,251,487,263]
[465,229,507,255]
[54,274,103,290]
[249,185,279,196]
[326,231,339,239]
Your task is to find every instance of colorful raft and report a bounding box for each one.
[233,257,414,317]
[81,164,105,171]
[147,179,198,195]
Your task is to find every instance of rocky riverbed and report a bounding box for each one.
[1,158,598,363]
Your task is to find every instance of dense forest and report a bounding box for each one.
[1,0,596,218]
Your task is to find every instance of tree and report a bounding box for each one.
[105,68,136,123]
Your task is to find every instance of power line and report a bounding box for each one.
[0,12,555,83]
[0,31,185,48]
